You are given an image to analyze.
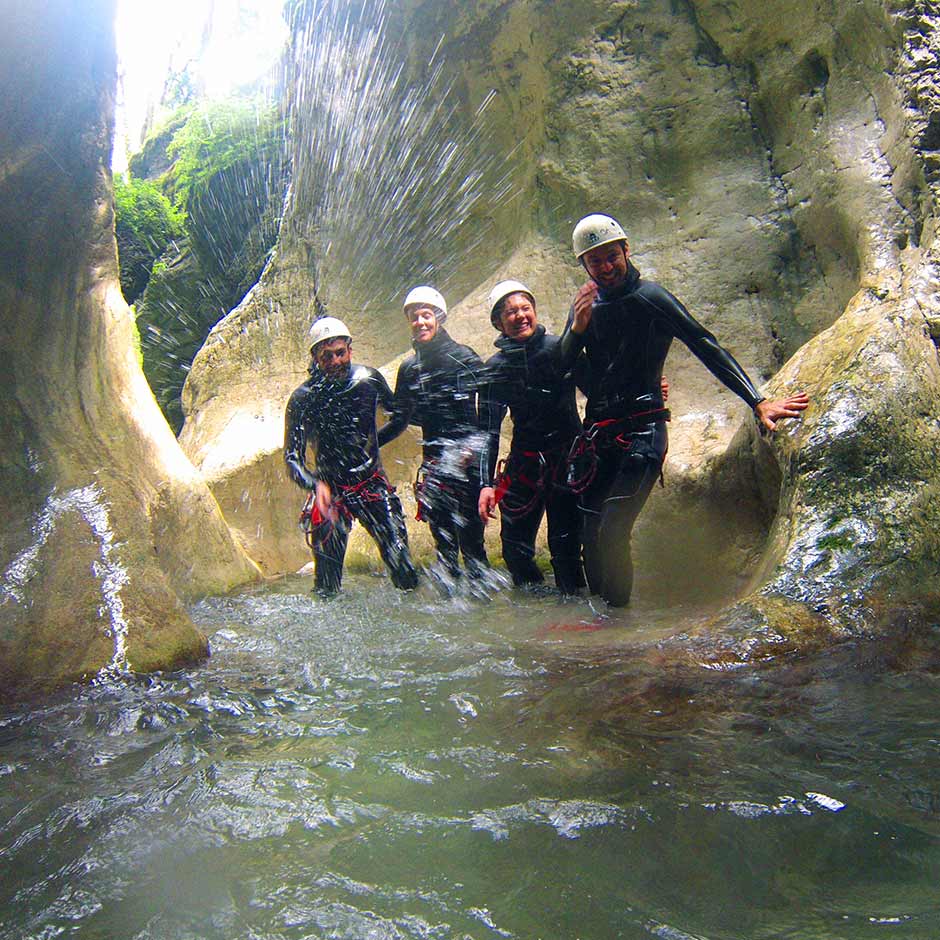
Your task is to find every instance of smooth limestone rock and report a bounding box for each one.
[180,0,794,582]
[0,0,260,701]
[181,0,940,636]
[179,233,579,575]
[6,0,938,704]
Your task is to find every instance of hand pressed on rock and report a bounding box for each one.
[755,392,810,431]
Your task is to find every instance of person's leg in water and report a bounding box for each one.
[581,424,667,606]
[422,472,462,578]
[352,491,420,590]
[314,521,350,597]
[497,453,547,586]
[544,484,585,595]
[499,488,546,587]
[581,459,658,605]
[456,475,489,577]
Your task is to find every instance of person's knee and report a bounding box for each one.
[501,535,535,564]
[458,522,488,560]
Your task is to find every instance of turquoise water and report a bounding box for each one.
[3,575,940,939]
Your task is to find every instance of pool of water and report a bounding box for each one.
[3,574,940,939]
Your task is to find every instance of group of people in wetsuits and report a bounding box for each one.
[284,213,809,603]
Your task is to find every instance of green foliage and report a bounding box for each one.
[113,173,185,245]
[113,173,185,303]
[165,98,284,214]
[127,96,287,429]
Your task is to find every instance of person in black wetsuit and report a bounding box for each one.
[284,316,419,597]
[477,280,586,595]
[380,286,489,580]
[561,213,809,606]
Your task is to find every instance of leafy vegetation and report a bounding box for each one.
[113,174,184,304]
[118,97,287,431]
[164,99,285,216]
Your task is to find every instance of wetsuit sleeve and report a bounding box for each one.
[375,369,396,412]
[284,389,318,490]
[461,348,488,425]
[558,303,587,371]
[477,361,508,487]
[460,348,490,478]
[377,361,412,447]
[571,350,591,395]
[645,286,764,408]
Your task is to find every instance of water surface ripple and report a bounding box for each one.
[3,575,940,939]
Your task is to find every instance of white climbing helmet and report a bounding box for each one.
[308,316,351,352]
[488,279,535,328]
[403,285,447,323]
[572,213,628,259]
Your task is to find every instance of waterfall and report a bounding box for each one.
[1,484,131,679]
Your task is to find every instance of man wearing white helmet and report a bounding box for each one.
[379,286,489,581]
[561,213,809,606]
[476,280,586,594]
[284,316,419,596]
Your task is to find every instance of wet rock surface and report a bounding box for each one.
[179,0,940,639]
[0,0,259,701]
[3,0,940,699]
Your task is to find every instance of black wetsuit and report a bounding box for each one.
[380,329,489,578]
[284,361,418,596]
[479,325,585,594]
[560,261,763,605]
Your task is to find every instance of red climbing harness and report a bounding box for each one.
[565,408,671,495]
[298,471,395,548]
[493,448,565,519]
[337,470,395,506]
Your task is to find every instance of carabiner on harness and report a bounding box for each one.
[497,451,553,519]
[493,458,511,506]
[299,492,336,549]
[564,433,598,495]
[412,464,434,522]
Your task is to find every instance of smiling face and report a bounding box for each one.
[313,337,352,379]
[406,305,439,343]
[582,240,630,290]
[498,292,538,341]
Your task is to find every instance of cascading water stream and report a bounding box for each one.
[287,0,524,321]
[1,484,131,680]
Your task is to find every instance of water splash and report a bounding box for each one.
[288,0,523,319]
[1,484,131,679]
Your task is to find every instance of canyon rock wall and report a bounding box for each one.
[0,0,261,701]
[9,0,934,689]
[179,0,940,633]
